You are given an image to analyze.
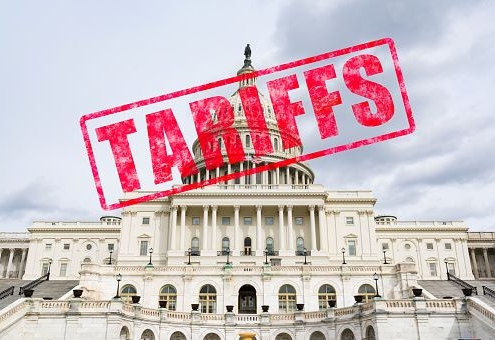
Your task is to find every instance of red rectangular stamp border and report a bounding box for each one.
[80,37,414,210]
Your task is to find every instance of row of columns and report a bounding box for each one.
[184,164,312,186]
[469,247,494,279]
[168,205,327,254]
[0,248,28,279]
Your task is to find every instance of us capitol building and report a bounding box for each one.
[0,48,494,340]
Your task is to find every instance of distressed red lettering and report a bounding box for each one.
[238,86,273,156]
[95,119,141,192]
[267,75,304,150]
[146,109,198,184]
[190,96,245,170]
[304,64,342,139]
[343,54,395,126]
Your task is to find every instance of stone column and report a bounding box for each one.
[180,205,187,250]
[0,248,3,278]
[483,248,492,278]
[309,206,317,251]
[275,168,280,185]
[256,205,262,253]
[202,205,209,251]
[18,248,28,279]
[211,205,218,251]
[295,169,299,185]
[470,248,479,279]
[318,205,327,252]
[287,205,294,252]
[286,167,290,185]
[170,206,178,250]
[6,249,15,278]
[278,205,285,250]
[234,205,240,253]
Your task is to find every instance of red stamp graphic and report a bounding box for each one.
[80,38,414,210]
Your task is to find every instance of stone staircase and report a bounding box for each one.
[0,279,79,310]
[418,279,495,299]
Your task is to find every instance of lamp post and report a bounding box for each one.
[226,248,231,265]
[108,249,113,265]
[383,250,389,264]
[187,248,192,265]
[373,272,381,297]
[303,248,308,265]
[264,248,269,265]
[47,259,53,280]
[444,260,450,280]
[114,273,122,298]
[341,248,346,265]
[148,248,153,266]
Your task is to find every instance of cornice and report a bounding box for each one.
[27,227,121,233]
[376,227,469,232]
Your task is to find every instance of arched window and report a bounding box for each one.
[245,134,251,148]
[266,237,274,255]
[310,331,325,340]
[275,334,292,340]
[244,237,252,255]
[83,257,92,263]
[199,284,217,313]
[274,138,279,151]
[121,284,137,303]
[204,333,221,340]
[365,326,376,340]
[191,237,200,256]
[278,284,296,313]
[159,284,177,311]
[119,326,130,340]
[170,331,186,340]
[140,329,155,340]
[358,284,376,303]
[222,237,230,255]
[340,329,355,340]
[318,284,336,310]
[296,237,305,256]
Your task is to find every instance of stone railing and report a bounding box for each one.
[467,298,495,325]
[83,264,392,276]
[0,297,468,333]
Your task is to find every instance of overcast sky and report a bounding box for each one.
[1,1,494,232]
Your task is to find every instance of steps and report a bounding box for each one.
[418,279,495,299]
[418,280,465,298]
[0,280,79,310]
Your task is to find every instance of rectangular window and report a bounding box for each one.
[243,217,252,225]
[429,263,437,276]
[45,243,52,251]
[382,243,389,250]
[222,217,231,225]
[108,243,115,251]
[140,241,149,256]
[41,263,49,276]
[348,240,356,256]
[265,217,274,225]
[63,243,70,250]
[192,217,200,225]
[142,217,150,225]
[447,263,456,276]
[59,263,67,277]
[426,243,434,250]
[295,217,304,225]
[444,243,452,250]
[346,217,354,225]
